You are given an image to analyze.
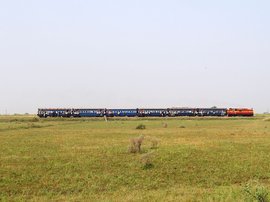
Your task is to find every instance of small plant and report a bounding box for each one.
[140,152,154,169]
[244,183,269,202]
[128,135,144,153]
[128,138,138,153]
[179,125,186,128]
[136,124,146,130]
[163,123,167,128]
[148,137,159,149]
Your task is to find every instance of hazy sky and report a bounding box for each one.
[0,0,269,114]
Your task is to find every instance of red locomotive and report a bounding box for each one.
[227,108,254,117]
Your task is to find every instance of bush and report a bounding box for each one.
[140,152,154,169]
[136,124,146,130]
[179,125,186,128]
[128,135,144,153]
[148,137,159,149]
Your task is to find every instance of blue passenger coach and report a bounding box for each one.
[78,109,104,117]
[142,109,168,117]
[169,108,195,116]
[106,109,137,117]
[196,108,227,116]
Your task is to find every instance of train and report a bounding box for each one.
[37,107,254,118]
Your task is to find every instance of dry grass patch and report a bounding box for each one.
[128,135,144,153]
[140,151,155,169]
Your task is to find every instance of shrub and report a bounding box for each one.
[244,183,269,202]
[128,139,138,153]
[128,135,144,153]
[136,124,146,130]
[148,137,159,149]
[179,125,186,128]
[140,152,154,169]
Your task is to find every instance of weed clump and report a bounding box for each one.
[128,135,144,153]
[179,125,186,128]
[163,123,167,128]
[148,137,159,149]
[244,182,269,202]
[136,124,146,130]
[141,152,154,169]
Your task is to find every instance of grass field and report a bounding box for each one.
[1,115,270,201]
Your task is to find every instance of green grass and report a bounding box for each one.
[1,115,270,201]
